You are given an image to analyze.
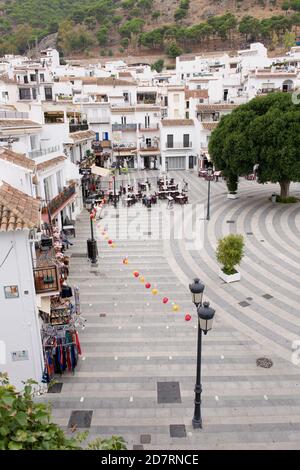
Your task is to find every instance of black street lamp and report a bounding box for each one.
[206,166,213,221]
[88,212,97,265]
[189,278,215,429]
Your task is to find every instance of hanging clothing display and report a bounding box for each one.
[42,327,82,383]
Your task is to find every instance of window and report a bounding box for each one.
[44,87,53,101]
[197,85,201,90]
[167,134,173,148]
[185,111,189,119]
[32,88,37,100]
[121,116,127,125]
[30,135,37,150]
[183,134,190,148]
[56,171,63,193]
[30,74,37,82]
[146,138,151,147]
[123,92,129,102]
[19,88,31,100]
[186,101,189,109]
[24,75,29,84]
[40,73,45,82]
[145,115,150,128]
[43,176,52,201]
[2,91,8,100]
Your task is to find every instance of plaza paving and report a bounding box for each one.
[45,171,300,449]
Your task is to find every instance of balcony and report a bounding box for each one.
[140,143,159,152]
[33,265,60,295]
[56,94,73,102]
[69,123,89,133]
[0,110,29,119]
[88,114,110,124]
[28,145,61,159]
[112,123,137,132]
[165,141,192,149]
[138,123,159,131]
[41,183,76,220]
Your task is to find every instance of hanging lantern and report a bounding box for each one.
[145,283,151,289]
[172,304,179,312]
[133,271,139,278]
[152,288,158,295]
[162,297,169,304]
[185,313,192,321]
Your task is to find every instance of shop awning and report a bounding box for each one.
[91,165,110,177]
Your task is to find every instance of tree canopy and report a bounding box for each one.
[208,93,300,198]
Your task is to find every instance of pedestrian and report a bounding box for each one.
[95,203,102,220]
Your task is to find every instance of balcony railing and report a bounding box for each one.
[88,115,110,124]
[69,123,89,133]
[43,183,76,217]
[112,123,137,132]
[0,110,29,119]
[28,145,61,159]
[138,123,159,131]
[140,143,159,151]
[56,94,73,101]
[165,142,192,149]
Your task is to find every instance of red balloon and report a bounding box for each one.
[145,283,151,289]
[133,271,139,278]
[185,314,192,321]
[108,240,113,245]
[162,297,169,304]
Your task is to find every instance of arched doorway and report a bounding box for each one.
[282,80,294,92]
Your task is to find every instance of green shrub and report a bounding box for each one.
[227,174,238,193]
[0,374,126,450]
[216,234,244,275]
[272,195,298,203]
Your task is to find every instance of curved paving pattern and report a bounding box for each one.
[45,171,300,450]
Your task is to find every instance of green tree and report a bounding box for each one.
[283,31,295,48]
[239,16,261,42]
[151,59,164,72]
[96,26,109,46]
[119,18,145,38]
[209,93,300,198]
[166,41,183,58]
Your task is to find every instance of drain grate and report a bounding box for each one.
[256,357,273,368]
[72,253,86,258]
[226,220,235,224]
[99,314,106,318]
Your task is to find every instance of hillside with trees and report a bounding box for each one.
[0,0,300,58]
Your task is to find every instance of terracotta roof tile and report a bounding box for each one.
[36,156,66,172]
[0,119,41,129]
[202,122,218,130]
[161,119,194,127]
[185,89,209,99]
[0,147,35,171]
[69,130,95,142]
[0,180,40,231]
[197,103,238,112]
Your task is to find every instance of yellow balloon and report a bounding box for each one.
[111,243,116,248]
[152,289,158,295]
[140,276,145,283]
[172,304,179,312]
[104,235,109,240]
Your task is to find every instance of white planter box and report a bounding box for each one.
[219,269,241,283]
[227,193,239,200]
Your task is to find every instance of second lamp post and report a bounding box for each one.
[189,278,215,429]
[206,166,213,220]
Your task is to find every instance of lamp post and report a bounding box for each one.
[189,278,215,429]
[206,166,213,221]
[88,211,97,265]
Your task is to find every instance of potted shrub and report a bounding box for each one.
[227,174,239,199]
[216,234,244,283]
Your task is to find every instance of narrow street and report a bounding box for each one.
[45,171,300,449]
